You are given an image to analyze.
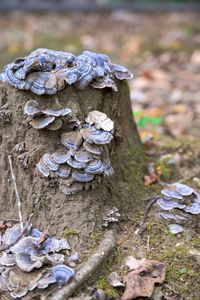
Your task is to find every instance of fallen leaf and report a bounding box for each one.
[121,259,166,300]
[125,256,145,270]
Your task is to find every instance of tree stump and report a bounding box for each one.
[0,78,146,248]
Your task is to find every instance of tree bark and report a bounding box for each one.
[0,79,146,248]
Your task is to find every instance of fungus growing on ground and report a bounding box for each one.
[0,48,132,95]
[0,223,75,299]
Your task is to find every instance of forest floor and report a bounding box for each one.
[0,11,200,300]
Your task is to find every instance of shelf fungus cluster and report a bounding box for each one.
[37,111,115,195]
[24,99,72,130]
[156,182,200,234]
[0,48,132,95]
[0,222,76,299]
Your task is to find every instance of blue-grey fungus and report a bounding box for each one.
[0,48,132,95]
[24,100,41,116]
[161,189,183,200]
[45,118,63,131]
[72,171,94,183]
[183,202,200,214]
[80,124,113,145]
[74,147,94,163]
[37,158,50,177]
[42,153,59,171]
[2,224,22,246]
[56,165,71,178]
[156,198,185,211]
[15,253,44,272]
[59,182,84,195]
[83,142,102,156]
[30,115,55,129]
[61,131,83,151]
[85,159,104,175]
[11,286,28,299]
[67,157,86,170]
[0,253,15,267]
[173,183,193,196]
[36,110,115,195]
[168,224,184,234]
[52,152,70,164]
[52,264,75,285]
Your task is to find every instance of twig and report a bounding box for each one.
[147,235,150,252]
[137,196,160,235]
[8,155,23,230]
[49,230,116,300]
[0,215,32,252]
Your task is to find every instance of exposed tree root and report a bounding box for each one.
[49,230,116,300]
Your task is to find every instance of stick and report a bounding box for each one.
[49,230,116,300]
[137,196,160,235]
[8,155,23,230]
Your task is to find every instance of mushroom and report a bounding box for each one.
[61,131,83,151]
[83,142,102,155]
[0,48,132,95]
[161,189,183,200]
[24,100,41,116]
[80,125,113,145]
[15,253,44,272]
[42,237,70,254]
[43,153,59,171]
[52,151,71,164]
[46,118,63,131]
[60,182,84,195]
[2,224,24,246]
[183,202,200,214]
[85,159,104,175]
[56,165,71,178]
[85,111,114,132]
[51,264,75,285]
[74,147,94,163]
[11,286,28,298]
[0,252,15,267]
[156,198,186,211]
[37,158,50,177]
[72,171,94,183]
[66,157,86,170]
[24,99,71,130]
[30,115,55,129]
[91,77,118,91]
[110,63,133,80]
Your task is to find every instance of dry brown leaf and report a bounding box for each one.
[121,259,166,300]
[125,256,145,270]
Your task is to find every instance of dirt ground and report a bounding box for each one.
[0,11,200,300]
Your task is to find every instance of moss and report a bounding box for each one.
[90,231,103,242]
[137,217,200,298]
[96,276,118,298]
[62,226,80,238]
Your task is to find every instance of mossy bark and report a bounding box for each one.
[0,80,146,248]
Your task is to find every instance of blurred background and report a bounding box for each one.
[0,0,200,141]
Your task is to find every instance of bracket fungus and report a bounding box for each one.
[0,49,133,197]
[0,222,75,299]
[36,110,115,196]
[0,48,132,95]
[24,99,71,130]
[156,182,200,234]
